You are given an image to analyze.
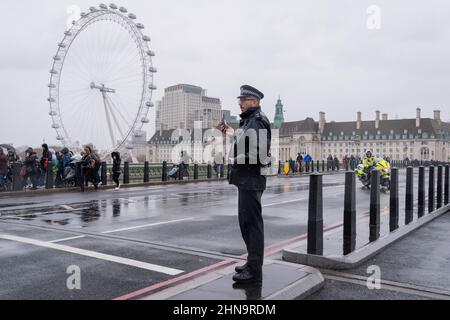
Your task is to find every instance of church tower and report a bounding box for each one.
[274,96,285,129]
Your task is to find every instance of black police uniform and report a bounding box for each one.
[229,85,272,281]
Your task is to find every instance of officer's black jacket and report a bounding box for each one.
[229,107,272,191]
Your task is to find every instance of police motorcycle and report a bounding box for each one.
[355,159,391,193]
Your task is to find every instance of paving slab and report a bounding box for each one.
[143,261,324,301]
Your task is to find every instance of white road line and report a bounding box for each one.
[60,205,75,210]
[119,198,137,203]
[101,218,194,234]
[49,236,86,243]
[0,208,89,219]
[0,234,184,276]
[263,198,308,207]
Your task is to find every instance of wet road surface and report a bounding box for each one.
[0,171,423,299]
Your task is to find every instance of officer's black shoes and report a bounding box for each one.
[235,263,248,273]
[232,269,262,284]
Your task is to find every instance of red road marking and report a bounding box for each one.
[113,260,234,300]
[114,212,372,300]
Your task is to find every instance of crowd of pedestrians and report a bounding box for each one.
[0,144,122,192]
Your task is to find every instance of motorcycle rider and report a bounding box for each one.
[356,151,390,188]
[363,151,376,168]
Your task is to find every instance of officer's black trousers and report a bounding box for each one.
[238,189,264,276]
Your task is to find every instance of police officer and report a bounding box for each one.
[220,85,272,284]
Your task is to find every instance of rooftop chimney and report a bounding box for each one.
[375,110,381,129]
[416,108,421,128]
[357,112,362,130]
[434,110,441,123]
[319,112,326,133]
[382,113,388,121]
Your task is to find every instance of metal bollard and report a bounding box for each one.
[311,161,315,173]
[317,160,320,172]
[220,163,225,178]
[429,166,435,213]
[144,161,149,183]
[194,164,199,180]
[207,164,212,179]
[162,161,167,182]
[418,166,425,218]
[437,166,443,209]
[76,162,84,192]
[369,170,381,242]
[227,164,232,180]
[343,172,356,255]
[405,167,414,225]
[322,160,325,172]
[101,162,107,186]
[124,162,130,185]
[307,174,323,256]
[445,165,449,205]
[11,163,22,191]
[390,168,400,231]
[45,162,54,190]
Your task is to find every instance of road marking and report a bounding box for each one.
[49,235,86,243]
[119,198,137,203]
[114,260,234,300]
[0,234,184,276]
[0,208,89,219]
[101,218,194,234]
[263,198,307,207]
[60,205,75,210]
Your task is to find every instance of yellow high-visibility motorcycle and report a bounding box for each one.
[355,159,391,193]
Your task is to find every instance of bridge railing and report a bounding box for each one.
[305,163,450,256]
[1,161,231,193]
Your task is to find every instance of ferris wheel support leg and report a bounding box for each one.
[102,92,116,148]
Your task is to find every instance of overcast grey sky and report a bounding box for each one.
[1,0,450,147]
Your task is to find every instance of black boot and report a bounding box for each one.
[235,263,248,273]
[232,269,262,284]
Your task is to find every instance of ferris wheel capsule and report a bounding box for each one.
[53,56,61,61]
[136,23,144,29]
[128,13,137,20]
[89,7,98,12]
[119,7,127,13]
[48,98,56,103]
[149,67,157,73]
[143,35,151,42]
[49,111,58,116]
[52,124,60,129]
[50,69,58,75]
[146,102,154,108]
[147,50,155,57]
[58,43,66,48]
[141,118,150,124]
[64,31,72,37]
[48,83,56,88]
[99,4,108,10]
[80,12,87,17]
[149,84,157,90]
[109,4,118,10]
[56,136,64,141]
